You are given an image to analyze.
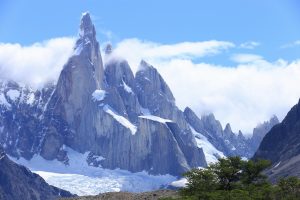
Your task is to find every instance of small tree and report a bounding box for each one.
[277,176,300,200]
[180,157,274,200]
[181,168,218,199]
[241,159,271,186]
[210,156,244,191]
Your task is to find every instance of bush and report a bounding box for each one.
[179,156,300,200]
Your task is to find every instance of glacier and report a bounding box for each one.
[10,147,176,196]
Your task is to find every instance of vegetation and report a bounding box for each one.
[162,157,300,200]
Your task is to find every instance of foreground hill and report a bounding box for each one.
[0,148,73,200]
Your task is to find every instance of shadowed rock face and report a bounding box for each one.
[249,115,279,153]
[0,149,74,200]
[253,99,300,181]
[0,13,206,176]
[184,106,279,159]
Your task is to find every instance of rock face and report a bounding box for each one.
[0,148,73,200]
[249,115,279,153]
[40,12,104,160]
[0,80,55,160]
[0,13,206,176]
[253,99,300,181]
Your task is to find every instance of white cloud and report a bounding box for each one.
[113,38,234,72]
[240,41,260,49]
[231,53,263,63]
[110,39,300,134]
[0,37,75,88]
[281,40,300,48]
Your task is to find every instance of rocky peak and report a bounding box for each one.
[135,60,177,119]
[138,59,153,71]
[270,115,280,125]
[79,12,96,39]
[105,43,113,55]
[223,123,236,139]
[183,107,206,134]
[252,115,279,140]
[224,123,232,134]
[238,130,245,139]
[201,113,223,134]
[40,12,105,159]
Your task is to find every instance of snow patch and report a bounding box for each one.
[274,161,281,168]
[92,89,106,101]
[73,43,83,56]
[122,80,133,93]
[103,105,137,135]
[190,126,225,164]
[139,115,172,123]
[26,93,35,105]
[10,147,176,196]
[0,93,10,108]
[6,89,20,101]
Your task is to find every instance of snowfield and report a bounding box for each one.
[10,147,176,196]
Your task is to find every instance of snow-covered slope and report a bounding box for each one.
[190,127,225,164]
[10,147,176,196]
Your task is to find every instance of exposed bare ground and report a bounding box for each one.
[60,190,179,200]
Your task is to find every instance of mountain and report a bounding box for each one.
[0,13,279,191]
[0,13,206,176]
[0,148,73,200]
[253,99,300,181]
[184,107,278,161]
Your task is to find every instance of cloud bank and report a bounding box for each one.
[0,37,75,88]
[112,38,235,72]
[1,37,300,134]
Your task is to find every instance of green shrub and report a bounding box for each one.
[178,156,300,200]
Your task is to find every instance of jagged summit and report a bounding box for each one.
[105,43,113,54]
[79,12,96,38]
[138,59,153,71]
[269,115,279,124]
[224,123,232,133]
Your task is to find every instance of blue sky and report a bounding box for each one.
[1,0,300,63]
[1,0,300,132]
